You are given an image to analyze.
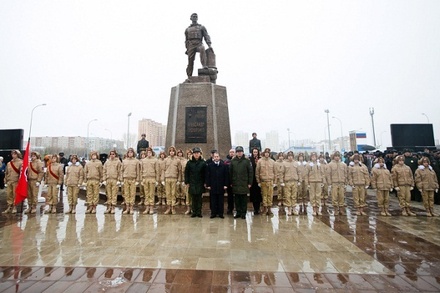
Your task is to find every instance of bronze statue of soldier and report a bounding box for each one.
[185,13,213,79]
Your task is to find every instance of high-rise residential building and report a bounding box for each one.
[31,136,124,154]
[234,131,249,151]
[32,136,85,150]
[265,130,280,152]
[138,118,166,147]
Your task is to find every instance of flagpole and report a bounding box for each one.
[17,104,47,219]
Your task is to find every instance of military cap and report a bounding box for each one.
[192,147,202,153]
[235,146,244,152]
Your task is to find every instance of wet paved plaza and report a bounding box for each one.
[1,188,440,292]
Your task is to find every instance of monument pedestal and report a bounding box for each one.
[165,82,231,157]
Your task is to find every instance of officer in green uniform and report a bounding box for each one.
[229,146,253,219]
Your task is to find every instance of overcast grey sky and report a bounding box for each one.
[1,0,439,149]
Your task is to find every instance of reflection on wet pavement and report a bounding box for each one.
[1,188,440,291]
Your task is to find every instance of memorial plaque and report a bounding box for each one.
[185,107,207,143]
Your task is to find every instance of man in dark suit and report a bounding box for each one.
[206,152,229,218]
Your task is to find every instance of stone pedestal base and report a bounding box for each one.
[165,82,231,158]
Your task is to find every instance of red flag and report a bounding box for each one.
[14,140,30,205]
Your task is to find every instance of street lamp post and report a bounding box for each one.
[29,103,47,138]
[287,128,291,150]
[87,119,98,159]
[325,109,331,151]
[422,113,430,123]
[332,116,344,151]
[369,108,377,148]
[127,112,132,149]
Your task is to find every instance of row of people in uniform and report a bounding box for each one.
[248,148,439,217]
[2,146,439,218]
[2,147,227,218]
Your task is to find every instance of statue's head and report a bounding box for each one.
[190,13,198,21]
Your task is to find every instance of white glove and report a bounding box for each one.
[258,183,261,187]
[120,182,124,186]
[44,184,48,188]
[410,186,414,191]
[419,189,423,193]
[389,188,393,192]
[436,189,439,193]
[102,181,106,185]
[77,184,81,187]
[182,182,186,187]
[309,162,314,167]
[297,182,301,186]
[320,183,325,188]
[36,182,40,187]
[117,181,121,185]
[161,181,165,186]
[155,182,159,186]
[135,182,139,186]
[394,187,400,191]
[273,184,277,188]
[280,183,285,187]
[307,185,310,190]
[365,186,369,189]
[176,181,180,185]
[82,182,87,187]
[328,185,332,189]
[56,185,60,189]
[4,184,7,188]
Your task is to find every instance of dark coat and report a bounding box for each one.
[229,155,253,194]
[249,155,262,202]
[137,138,149,154]
[404,155,418,174]
[205,161,230,194]
[185,157,206,195]
[249,138,262,153]
[224,155,233,166]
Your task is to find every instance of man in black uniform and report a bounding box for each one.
[185,147,206,218]
[136,134,149,157]
[59,152,68,172]
[249,132,262,154]
[59,152,68,194]
[224,148,235,214]
[404,149,420,201]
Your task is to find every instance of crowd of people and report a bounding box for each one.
[2,133,440,218]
